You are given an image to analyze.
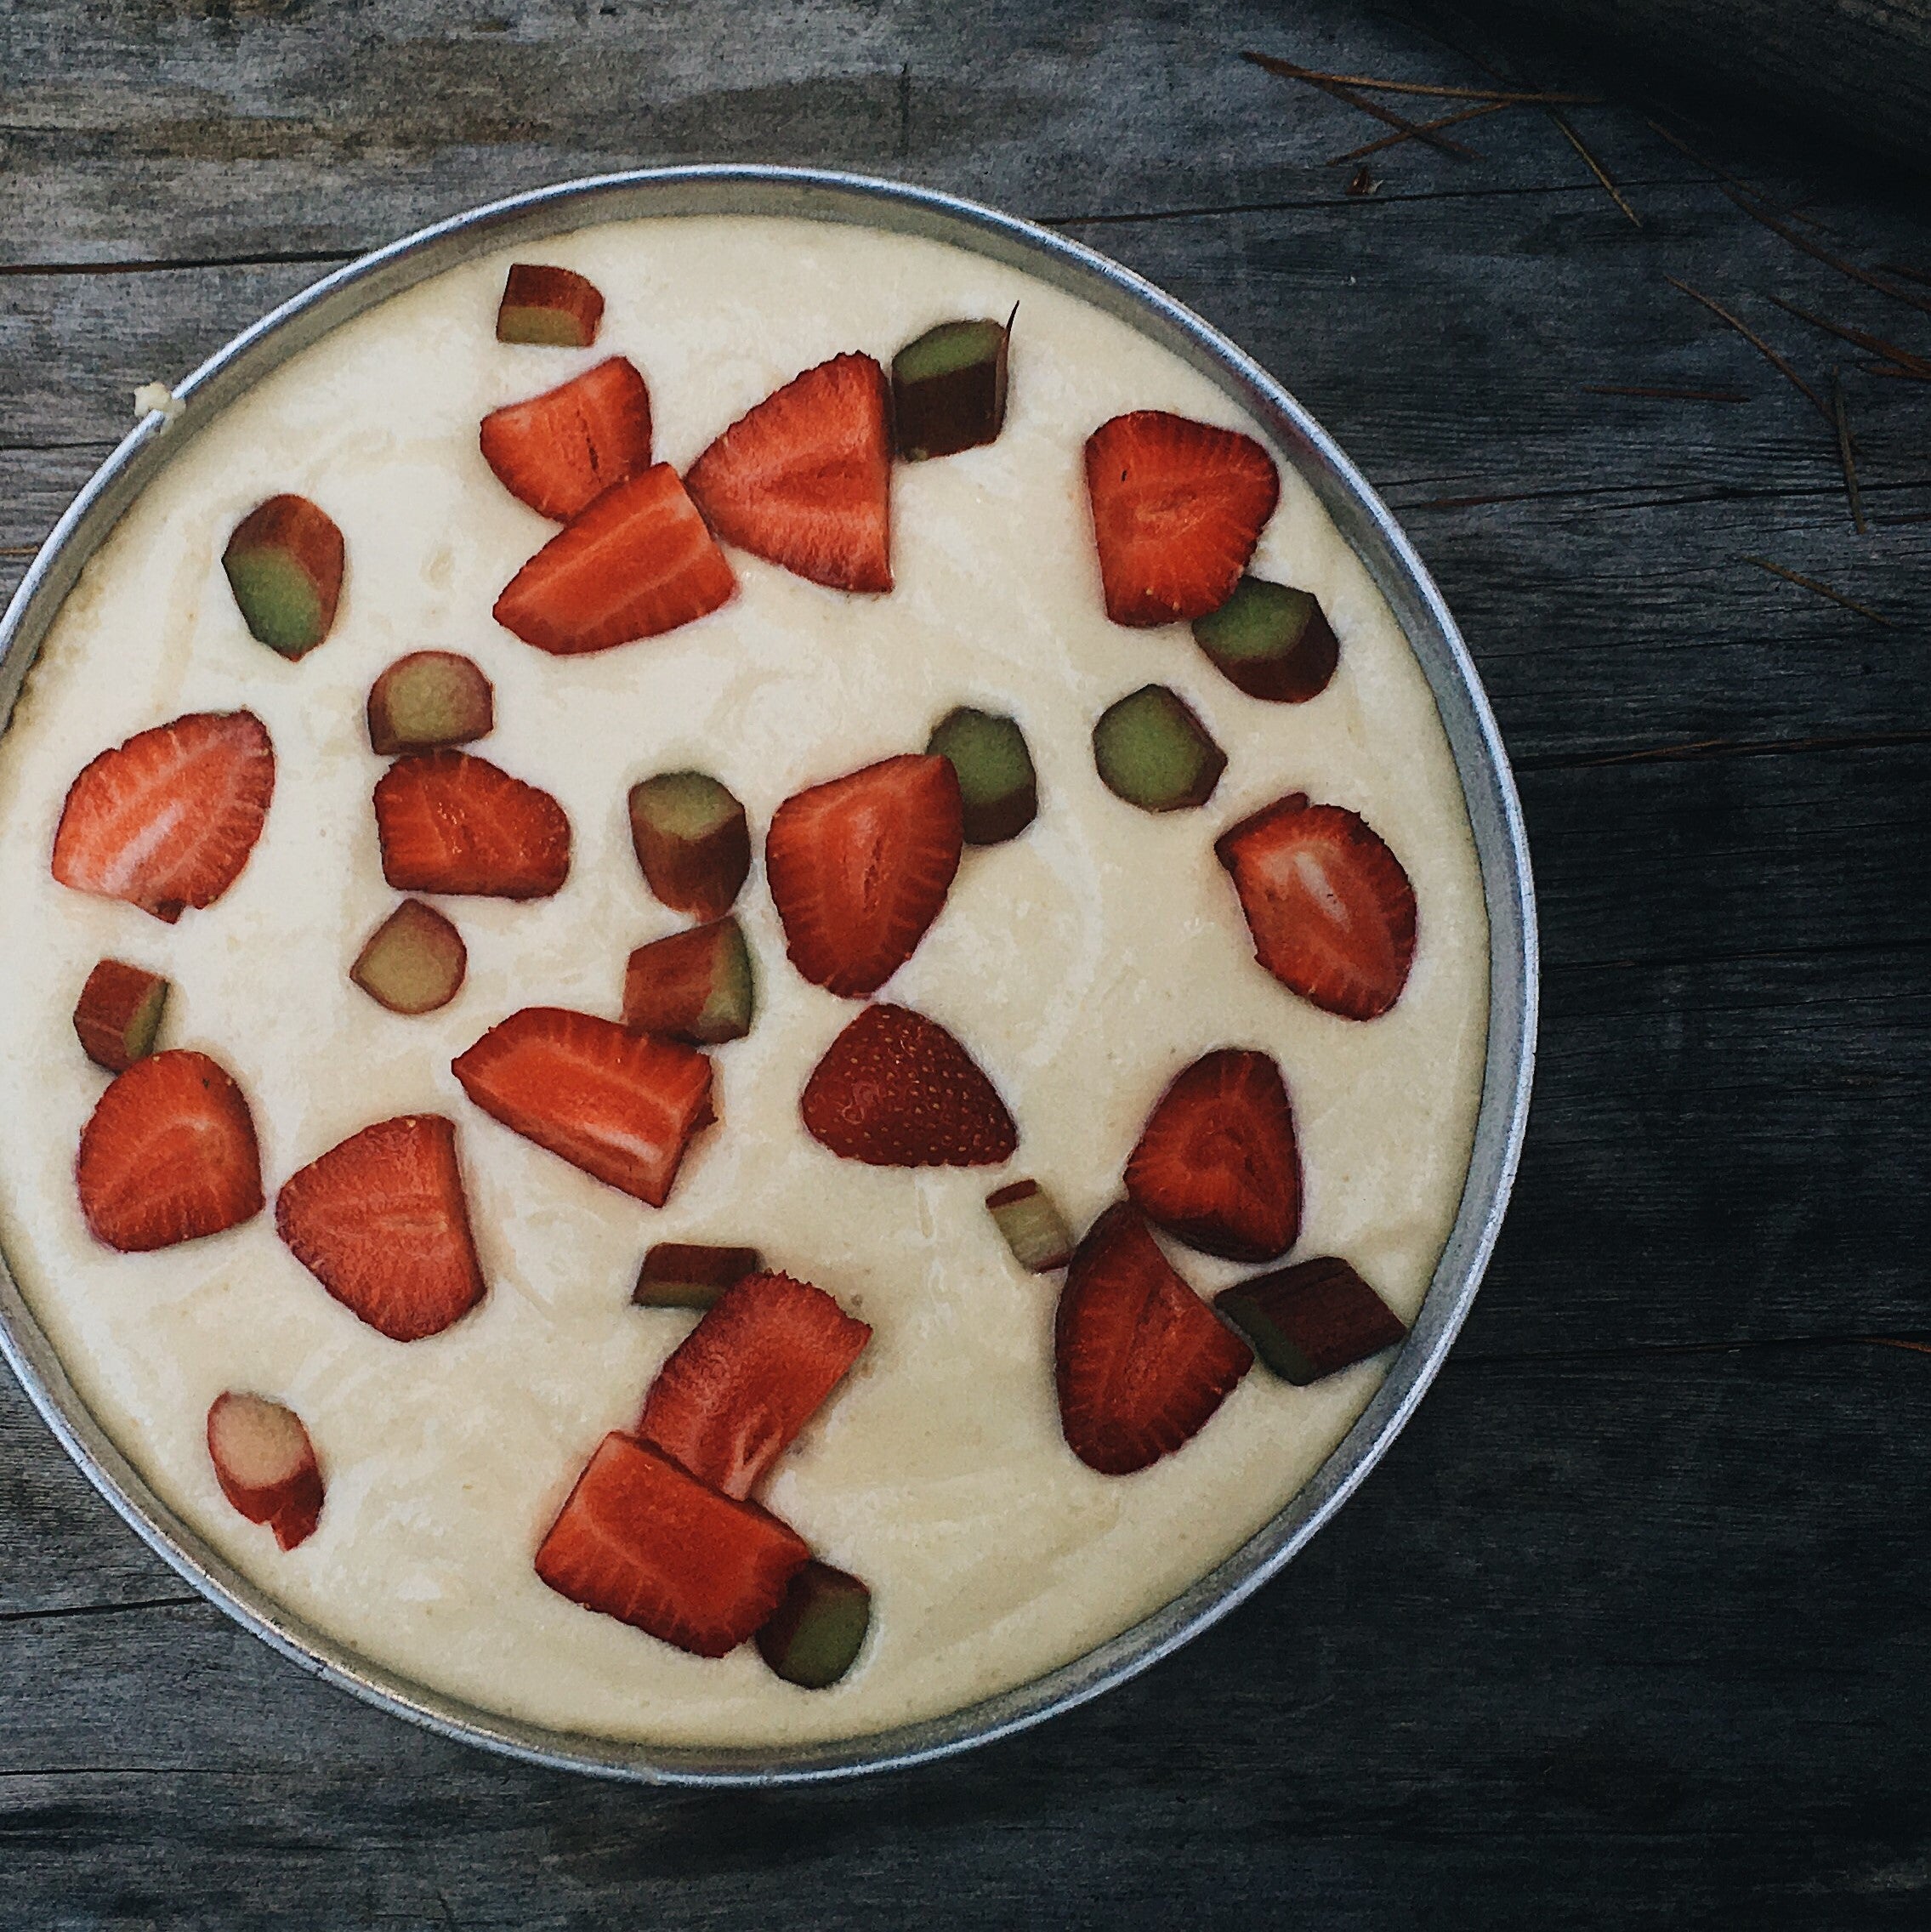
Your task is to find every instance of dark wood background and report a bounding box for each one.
[3,3,1927,1924]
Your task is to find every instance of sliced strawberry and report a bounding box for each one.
[51,711,274,923]
[372,750,570,900]
[637,1272,871,1500]
[452,1007,713,1207]
[684,352,892,592]
[493,463,736,654]
[76,1049,264,1253]
[535,1432,809,1656]
[1054,1202,1252,1476]
[800,1003,1017,1168]
[1124,1048,1301,1263]
[1214,794,1417,1020]
[1083,411,1280,627]
[765,753,963,998]
[207,1391,325,1551]
[275,1114,486,1342]
[480,356,653,522]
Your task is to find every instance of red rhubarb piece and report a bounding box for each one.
[685,352,893,592]
[372,750,570,900]
[221,495,345,656]
[622,917,755,1045]
[349,899,467,1015]
[51,710,274,922]
[275,1115,486,1342]
[633,1242,764,1310]
[1215,1256,1408,1384]
[72,959,169,1073]
[366,651,494,755]
[207,1391,325,1551]
[496,263,604,348]
[627,770,751,919]
[480,356,654,521]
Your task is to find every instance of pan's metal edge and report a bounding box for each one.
[0,165,1536,1787]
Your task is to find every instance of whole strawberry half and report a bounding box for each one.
[480,355,653,522]
[1054,1202,1252,1476]
[373,750,571,900]
[1125,1048,1301,1263]
[638,1272,871,1500]
[275,1114,486,1342]
[765,753,963,999]
[801,1003,1017,1168]
[494,463,736,654]
[535,1431,810,1656]
[685,352,893,592]
[76,1049,264,1253]
[1083,411,1280,628]
[452,1006,713,1207]
[52,710,274,922]
[1214,793,1417,1020]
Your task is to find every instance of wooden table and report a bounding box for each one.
[3,3,1926,1923]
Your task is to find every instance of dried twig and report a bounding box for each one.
[1765,294,1931,378]
[1242,54,1594,103]
[1643,119,1825,230]
[1866,362,1931,383]
[1705,179,1931,321]
[1876,262,1931,289]
[1831,372,1867,535]
[1741,555,1893,627]
[1241,54,1483,157]
[1664,277,1831,423]
[1582,384,1751,402]
[1331,99,1507,164]
[1550,112,1642,227]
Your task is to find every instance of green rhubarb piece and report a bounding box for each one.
[1092,685,1226,812]
[633,1242,764,1310]
[985,1178,1074,1272]
[1214,1256,1407,1385]
[1193,577,1338,703]
[926,707,1037,844]
[756,1560,872,1689]
[221,494,344,658]
[366,651,494,755]
[892,315,1011,461]
[495,264,605,348]
[72,959,169,1073]
[349,900,467,1014]
[628,770,751,920]
[622,917,755,1044]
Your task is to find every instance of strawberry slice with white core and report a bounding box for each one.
[493,463,735,654]
[373,751,571,900]
[637,1272,872,1499]
[76,1049,264,1253]
[275,1115,486,1342]
[207,1391,325,1551]
[51,711,274,922]
[1214,793,1417,1020]
[765,753,963,999]
[535,1432,809,1656]
[1083,411,1280,628]
[684,352,893,592]
[452,1007,713,1207]
[480,356,654,522]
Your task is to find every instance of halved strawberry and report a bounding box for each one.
[493,463,736,654]
[1124,1048,1301,1263]
[76,1049,264,1253]
[275,1114,486,1342]
[535,1432,809,1657]
[480,356,654,522]
[684,352,892,592]
[1214,794,1417,1020]
[638,1272,870,1499]
[1083,411,1280,627]
[800,1003,1017,1168]
[765,753,963,998]
[207,1391,325,1550]
[1054,1202,1252,1476]
[372,751,571,900]
[51,711,274,922]
[452,1007,713,1207]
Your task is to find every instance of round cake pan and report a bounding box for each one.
[0,165,1537,1785]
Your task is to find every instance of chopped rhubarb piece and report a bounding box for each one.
[275,1115,486,1342]
[638,1272,871,1499]
[627,770,751,919]
[1092,685,1225,812]
[685,352,893,591]
[1215,1256,1408,1384]
[757,1560,872,1688]
[892,314,1011,462]
[765,753,963,998]
[1125,1048,1301,1263]
[1054,1202,1252,1476]
[480,356,653,521]
[1214,793,1417,1020]
[496,263,604,348]
[452,1007,713,1206]
[373,751,570,900]
[1193,577,1338,703]
[535,1433,809,1656]
[985,1178,1075,1273]
[350,899,467,1015]
[207,1391,325,1551]
[76,1050,264,1253]
[494,463,736,653]
[221,495,345,657]
[366,651,494,755]
[802,1003,1017,1168]
[51,710,274,923]
[926,707,1037,845]
[622,918,755,1045]
[72,959,169,1073]
[633,1242,764,1310]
